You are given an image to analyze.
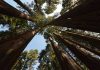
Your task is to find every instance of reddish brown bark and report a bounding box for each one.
[49,15,100,33]
[61,32,100,55]
[48,0,100,33]
[55,34,100,70]
[49,37,82,70]
[0,0,33,21]
[0,29,39,70]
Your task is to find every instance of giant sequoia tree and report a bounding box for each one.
[0,0,100,70]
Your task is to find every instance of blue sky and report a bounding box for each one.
[3,0,62,69]
[5,0,32,7]
[25,34,47,52]
[0,25,9,31]
[5,0,47,52]
[2,1,47,69]
[4,0,62,52]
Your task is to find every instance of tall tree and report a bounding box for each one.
[0,29,39,70]
[0,0,100,70]
[48,35,82,70]
[54,33,100,70]
[60,31,100,55]
[12,49,38,70]
[48,0,100,33]
[0,0,33,21]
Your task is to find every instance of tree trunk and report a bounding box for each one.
[61,32,100,55]
[0,0,33,21]
[49,15,100,33]
[49,36,82,70]
[0,29,39,70]
[55,34,100,70]
[14,0,33,15]
[29,60,33,70]
[60,0,100,18]
[48,0,100,33]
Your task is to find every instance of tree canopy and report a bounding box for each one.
[0,0,100,70]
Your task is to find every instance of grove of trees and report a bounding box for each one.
[0,0,100,70]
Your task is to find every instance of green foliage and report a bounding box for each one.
[27,49,38,60]
[38,43,61,70]
[32,11,46,27]
[44,3,56,14]
[36,0,45,5]
[0,15,33,40]
[12,49,38,70]
[1,0,99,70]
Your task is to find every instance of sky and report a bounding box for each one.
[0,25,9,31]
[3,0,62,70]
[4,0,62,52]
[25,34,47,53]
[3,1,47,70]
[5,0,47,52]
[5,0,33,7]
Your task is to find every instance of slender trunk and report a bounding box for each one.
[14,0,33,15]
[0,29,39,70]
[29,60,33,70]
[34,0,41,13]
[0,0,33,21]
[55,34,100,70]
[49,36,82,70]
[22,59,29,70]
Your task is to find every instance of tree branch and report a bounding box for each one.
[14,0,33,15]
[0,0,34,21]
